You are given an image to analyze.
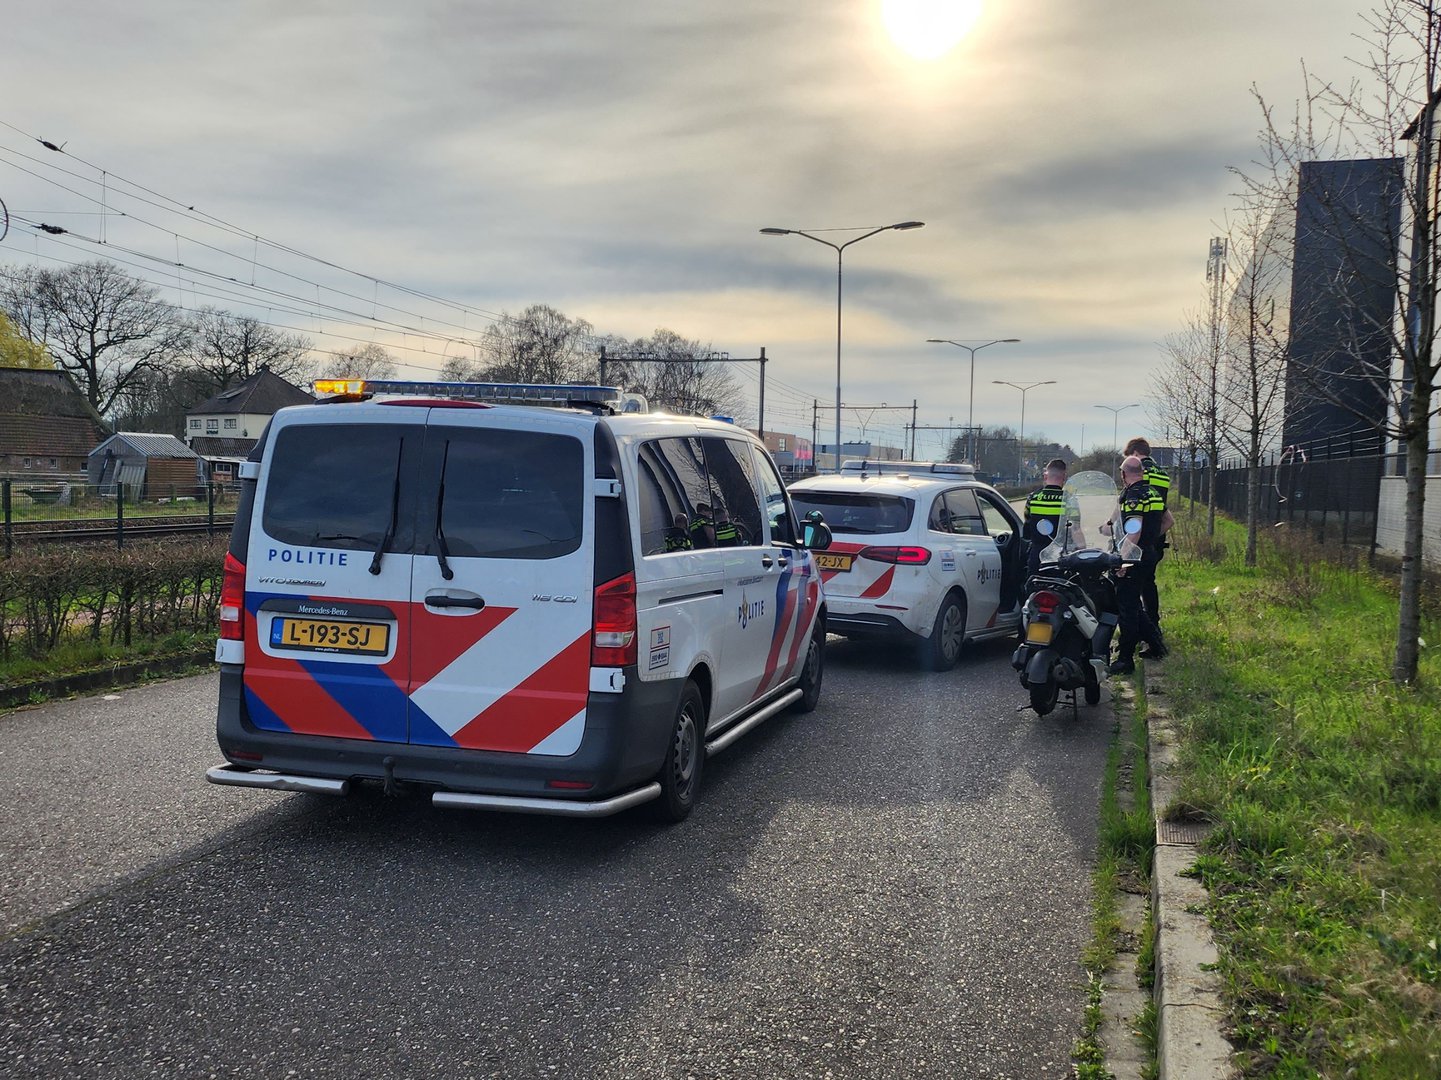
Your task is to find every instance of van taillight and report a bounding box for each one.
[860,545,932,565]
[592,571,637,666]
[220,552,246,641]
[1031,590,1062,616]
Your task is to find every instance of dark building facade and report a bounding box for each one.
[1282,157,1405,449]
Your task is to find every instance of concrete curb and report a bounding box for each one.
[1144,671,1237,1080]
[0,648,216,711]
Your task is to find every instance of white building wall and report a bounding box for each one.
[1375,475,1441,567]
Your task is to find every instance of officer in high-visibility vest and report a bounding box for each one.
[1124,436,1171,635]
[664,513,693,552]
[1022,457,1082,579]
[713,505,742,546]
[688,503,716,549]
[1100,455,1173,675]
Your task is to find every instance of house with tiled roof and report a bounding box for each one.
[185,365,313,483]
[0,366,110,481]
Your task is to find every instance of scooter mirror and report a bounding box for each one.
[1036,519,1055,537]
[1123,517,1143,536]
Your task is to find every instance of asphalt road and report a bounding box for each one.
[0,636,1113,1079]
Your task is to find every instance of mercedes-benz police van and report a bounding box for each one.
[207,380,833,821]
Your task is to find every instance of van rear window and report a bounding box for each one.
[263,424,412,551]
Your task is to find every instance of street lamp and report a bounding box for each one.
[926,338,1020,463]
[762,221,925,472]
[993,379,1055,484]
[1094,403,1141,462]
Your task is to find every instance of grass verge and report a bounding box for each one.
[1158,507,1441,1077]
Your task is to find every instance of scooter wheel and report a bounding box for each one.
[1029,681,1059,716]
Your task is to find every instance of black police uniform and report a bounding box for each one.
[1110,479,1167,674]
[1139,455,1171,626]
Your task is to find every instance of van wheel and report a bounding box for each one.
[653,682,705,822]
[791,625,825,713]
[920,593,966,671]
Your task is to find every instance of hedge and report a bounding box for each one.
[0,539,227,662]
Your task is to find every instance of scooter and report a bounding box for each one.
[1013,543,1119,716]
[1011,470,1128,717]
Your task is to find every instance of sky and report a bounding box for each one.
[1,0,1387,461]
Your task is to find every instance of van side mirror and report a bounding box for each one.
[802,510,832,551]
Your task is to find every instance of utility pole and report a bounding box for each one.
[1206,236,1228,537]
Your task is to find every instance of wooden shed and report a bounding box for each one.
[87,433,204,501]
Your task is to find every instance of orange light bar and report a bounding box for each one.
[313,379,367,396]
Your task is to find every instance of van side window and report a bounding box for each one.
[751,448,799,545]
[263,424,412,552]
[430,428,583,560]
[636,439,694,556]
[701,437,764,547]
[652,437,715,548]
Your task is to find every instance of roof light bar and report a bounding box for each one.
[840,459,976,476]
[312,379,628,408]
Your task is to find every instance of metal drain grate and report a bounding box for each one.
[1157,819,1210,846]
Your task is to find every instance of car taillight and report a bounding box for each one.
[859,545,932,565]
[219,552,246,641]
[1031,590,1062,616]
[592,571,637,666]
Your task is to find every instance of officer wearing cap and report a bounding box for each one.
[1123,436,1171,632]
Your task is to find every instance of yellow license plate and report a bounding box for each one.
[271,616,390,656]
[1025,622,1054,645]
[816,553,854,572]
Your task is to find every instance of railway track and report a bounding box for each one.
[6,515,236,548]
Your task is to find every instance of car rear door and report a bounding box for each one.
[934,487,1002,629]
[242,409,423,743]
[405,411,595,756]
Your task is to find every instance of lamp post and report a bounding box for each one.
[993,379,1055,484]
[1094,403,1141,462]
[926,338,1020,463]
[762,221,925,472]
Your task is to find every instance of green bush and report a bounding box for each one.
[0,539,226,668]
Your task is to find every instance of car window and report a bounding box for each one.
[702,437,764,547]
[651,436,714,548]
[788,491,913,535]
[636,439,694,556]
[975,489,1017,542]
[430,427,584,559]
[926,488,984,535]
[751,447,799,545]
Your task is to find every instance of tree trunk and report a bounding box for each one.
[1392,389,1432,684]
[1246,457,1260,567]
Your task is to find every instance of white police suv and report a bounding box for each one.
[208,380,833,821]
[788,461,1025,670]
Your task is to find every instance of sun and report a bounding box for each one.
[880,0,983,61]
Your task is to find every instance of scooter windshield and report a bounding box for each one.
[1035,469,1119,565]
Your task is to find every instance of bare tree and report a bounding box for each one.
[0,260,189,416]
[189,307,313,388]
[1219,207,1291,565]
[1241,1,1441,683]
[604,328,745,419]
[317,343,399,381]
[470,304,595,385]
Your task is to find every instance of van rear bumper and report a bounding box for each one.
[214,664,678,808]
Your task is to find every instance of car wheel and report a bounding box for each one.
[790,624,825,713]
[653,681,705,822]
[920,592,966,671]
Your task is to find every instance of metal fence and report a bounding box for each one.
[1,478,237,557]
[1173,429,1388,550]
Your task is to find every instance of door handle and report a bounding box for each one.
[776,556,789,568]
[760,555,774,569]
[425,594,486,610]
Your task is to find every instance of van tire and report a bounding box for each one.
[919,592,966,671]
[654,682,705,822]
[791,625,825,713]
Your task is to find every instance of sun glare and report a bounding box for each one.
[881,0,982,61]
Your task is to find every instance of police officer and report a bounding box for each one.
[1022,457,1083,578]
[1100,455,1172,675]
[1123,436,1171,635]
[664,513,693,552]
[713,505,742,547]
[688,503,716,549]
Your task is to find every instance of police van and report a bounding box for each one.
[207,380,833,821]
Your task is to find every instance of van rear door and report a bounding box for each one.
[405,414,595,755]
[242,412,422,743]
